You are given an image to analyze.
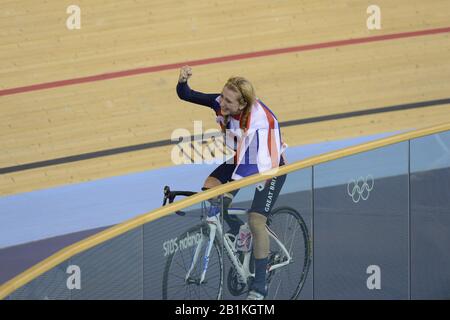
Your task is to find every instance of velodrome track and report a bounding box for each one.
[1,0,449,196]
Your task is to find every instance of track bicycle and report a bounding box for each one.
[161,186,311,300]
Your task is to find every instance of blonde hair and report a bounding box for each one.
[222,76,256,132]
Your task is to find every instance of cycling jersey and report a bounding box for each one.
[177,82,287,180]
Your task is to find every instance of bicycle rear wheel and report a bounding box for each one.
[266,206,311,300]
[162,223,223,300]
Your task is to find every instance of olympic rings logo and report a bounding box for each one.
[347,175,374,203]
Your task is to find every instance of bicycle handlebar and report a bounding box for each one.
[163,186,197,216]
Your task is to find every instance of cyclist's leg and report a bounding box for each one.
[247,211,269,299]
[203,176,221,189]
[203,163,243,234]
[247,168,287,298]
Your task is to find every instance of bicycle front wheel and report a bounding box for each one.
[266,206,311,300]
[162,223,223,300]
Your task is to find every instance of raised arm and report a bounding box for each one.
[176,66,220,109]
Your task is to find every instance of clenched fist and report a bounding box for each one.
[178,65,192,83]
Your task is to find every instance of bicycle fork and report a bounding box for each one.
[185,218,220,284]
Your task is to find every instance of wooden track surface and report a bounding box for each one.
[1,0,450,195]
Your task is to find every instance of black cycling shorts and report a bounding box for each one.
[208,158,286,217]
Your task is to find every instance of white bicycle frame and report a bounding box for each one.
[185,206,293,285]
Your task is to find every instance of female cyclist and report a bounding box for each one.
[176,66,287,300]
